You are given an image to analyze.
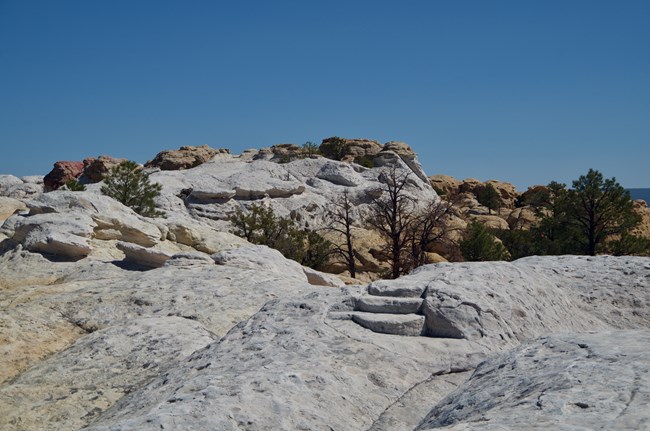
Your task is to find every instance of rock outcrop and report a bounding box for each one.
[43,161,85,191]
[145,145,229,170]
[82,155,128,182]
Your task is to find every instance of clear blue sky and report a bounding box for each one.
[1,0,648,190]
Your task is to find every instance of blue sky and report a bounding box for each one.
[1,0,648,189]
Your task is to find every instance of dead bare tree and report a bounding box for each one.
[326,188,357,278]
[368,165,417,279]
[406,191,464,270]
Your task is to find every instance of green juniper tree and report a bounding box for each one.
[475,183,501,215]
[460,222,509,261]
[230,203,332,270]
[101,160,163,217]
[565,169,641,255]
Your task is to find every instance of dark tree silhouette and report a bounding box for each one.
[327,188,357,278]
[566,169,640,256]
[368,166,417,279]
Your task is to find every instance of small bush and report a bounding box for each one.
[301,141,321,158]
[460,222,509,261]
[319,137,348,161]
[230,203,331,270]
[353,156,374,168]
[64,179,86,191]
[101,160,163,217]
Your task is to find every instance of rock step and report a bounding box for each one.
[355,296,423,314]
[351,312,426,337]
[367,282,425,298]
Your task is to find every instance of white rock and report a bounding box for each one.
[0,317,215,431]
[416,330,650,431]
[116,241,180,268]
[11,212,95,259]
[302,265,346,287]
[212,245,308,282]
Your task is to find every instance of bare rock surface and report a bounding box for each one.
[0,174,43,199]
[0,249,648,430]
[0,317,215,431]
[416,330,650,431]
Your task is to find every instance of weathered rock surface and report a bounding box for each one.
[1,247,649,431]
[416,330,650,430]
[0,174,43,199]
[145,145,229,170]
[0,317,215,431]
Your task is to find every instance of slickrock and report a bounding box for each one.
[416,330,650,431]
[0,317,215,431]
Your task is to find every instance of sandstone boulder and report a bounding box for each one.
[43,161,84,191]
[429,174,462,197]
[82,156,128,182]
[319,137,383,162]
[116,241,182,268]
[145,145,229,170]
[507,206,538,230]
[631,199,650,240]
[0,197,26,224]
[0,317,215,431]
[470,214,510,230]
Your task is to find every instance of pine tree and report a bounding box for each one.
[101,161,162,217]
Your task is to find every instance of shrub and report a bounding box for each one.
[64,179,86,191]
[460,222,509,261]
[353,156,374,168]
[301,141,320,158]
[319,137,348,161]
[230,203,331,270]
[101,160,163,217]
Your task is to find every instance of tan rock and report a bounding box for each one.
[0,197,26,224]
[269,144,304,162]
[319,137,383,162]
[507,206,539,230]
[631,200,650,239]
[382,141,416,158]
[145,145,230,170]
[425,252,448,264]
[82,156,128,182]
[485,180,519,209]
[520,185,550,206]
[471,214,510,230]
[429,174,462,197]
